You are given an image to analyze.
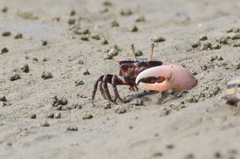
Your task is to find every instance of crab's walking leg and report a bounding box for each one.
[99,82,107,100]
[103,74,116,104]
[112,75,124,102]
[92,75,104,105]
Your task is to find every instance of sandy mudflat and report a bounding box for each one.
[0,0,240,159]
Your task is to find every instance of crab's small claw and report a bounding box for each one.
[135,64,197,92]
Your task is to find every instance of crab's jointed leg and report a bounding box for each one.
[92,74,125,105]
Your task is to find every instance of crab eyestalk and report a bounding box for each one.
[149,43,154,61]
[131,44,137,61]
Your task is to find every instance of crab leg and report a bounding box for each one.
[135,64,197,92]
[92,75,104,105]
[99,81,107,100]
[112,75,124,102]
[102,75,116,103]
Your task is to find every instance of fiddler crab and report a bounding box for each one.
[92,43,197,105]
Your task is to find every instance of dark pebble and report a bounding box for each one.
[233,62,240,69]
[131,25,138,32]
[153,152,163,157]
[184,154,194,159]
[52,17,60,22]
[199,35,208,41]
[166,144,174,149]
[81,36,89,41]
[217,56,223,61]
[40,121,50,127]
[100,8,108,13]
[32,57,38,62]
[191,41,200,48]
[212,44,221,49]
[68,19,76,25]
[74,80,84,86]
[200,42,212,50]
[56,105,62,110]
[217,62,227,67]
[215,152,221,158]
[232,43,240,47]
[83,70,90,75]
[2,31,11,37]
[233,27,239,33]
[217,37,228,44]
[1,47,9,54]
[14,33,23,39]
[66,126,78,131]
[80,29,89,35]
[186,97,198,103]
[201,65,207,71]
[29,113,36,119]
[104,102,112,109]
[151,36,165,42]
[41,71,53,79]
[226,28,233,33]
[129,125,133,129]
[47,113,54,118]
[6,143,12,146]
[70,10,76,16]
[2,7,8,13]
[120,9,132,16]
[231,33,240,40]
[135,16,145,22]
[41,41,48,46]
[130,99,143,106]
[10,73,20,81]
[52,96,68,107]
[102,1,112,6]
[72,103,82,109]
[135,49,143,56]
[111,20,119,27]
[101,39,108,45]
[160,108,170,116]
[91,34,101,40]
[1,102,7,107]
[21,64,29,73]
[82,112,93,119]
[78,59,84,64]
[0,96,7,102]
[66,105,75,110]
[55,112,61,119]
[115,106,126,114]
[42,58,48,62]
[210,56,218,61]
[108,48,118,56]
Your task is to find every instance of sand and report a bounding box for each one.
[0,0,240,158]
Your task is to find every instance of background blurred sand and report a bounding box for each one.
[0,0,240,158]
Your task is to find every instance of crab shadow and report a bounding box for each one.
[123,90,159,103]
[156,91,183,105]
[124,90,187,105]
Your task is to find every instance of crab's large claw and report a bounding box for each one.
[135,64,197,92]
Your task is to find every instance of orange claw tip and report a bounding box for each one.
[135,64,198,92]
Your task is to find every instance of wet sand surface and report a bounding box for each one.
[0,0,240,158]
